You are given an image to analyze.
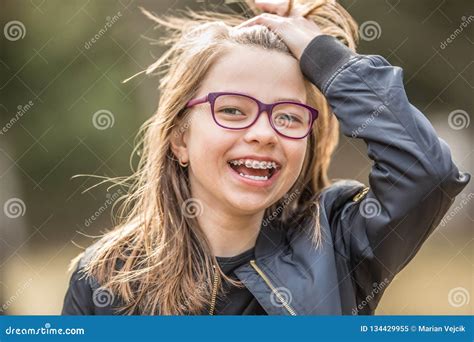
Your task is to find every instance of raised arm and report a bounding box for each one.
[300,35,470,311]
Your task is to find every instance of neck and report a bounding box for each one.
[196,205,264,258]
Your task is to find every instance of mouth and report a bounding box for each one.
[227,158,282,182]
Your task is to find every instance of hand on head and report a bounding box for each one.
[236,1,323,60]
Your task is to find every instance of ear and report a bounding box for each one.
[170,124,189,164]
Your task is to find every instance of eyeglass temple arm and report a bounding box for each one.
[186,95,208,108]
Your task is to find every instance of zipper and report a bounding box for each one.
[352,186,370,202]
[249,259,297,316]
[209,264,219,315]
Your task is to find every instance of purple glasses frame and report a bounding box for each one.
[185,92,319,140]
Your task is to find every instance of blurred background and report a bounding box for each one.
[0,0,472,315]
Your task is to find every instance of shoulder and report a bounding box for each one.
[320,179,368,208]
[61,241,113,315]
[75,241,103,269]
[284,179,367,229]
[285,179,367,238]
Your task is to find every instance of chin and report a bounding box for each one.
[226,195,268,214]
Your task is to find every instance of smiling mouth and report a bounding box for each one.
[227,159,280,181]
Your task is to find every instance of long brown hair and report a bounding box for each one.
[73,0,358,315]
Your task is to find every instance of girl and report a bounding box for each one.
[62,0,469,315]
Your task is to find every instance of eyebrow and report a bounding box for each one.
[275,97,304,103]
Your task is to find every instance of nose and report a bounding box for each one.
[243,110,278,145]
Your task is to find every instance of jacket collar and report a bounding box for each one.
[235,181,366,315]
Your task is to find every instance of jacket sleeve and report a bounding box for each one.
[300,35,470,312]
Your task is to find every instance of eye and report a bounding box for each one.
[218,107,246,116]
[275,113,303,124]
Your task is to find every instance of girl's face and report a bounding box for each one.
[176,45,309,216]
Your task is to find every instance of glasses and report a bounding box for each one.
[185,92,319,139]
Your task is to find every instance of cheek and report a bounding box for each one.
[283,143,308,183]
[187,116,234,171]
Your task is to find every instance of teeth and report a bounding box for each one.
[239,173,268,181]
[229,159,278,169]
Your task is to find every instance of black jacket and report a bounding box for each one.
[62,35,470,315]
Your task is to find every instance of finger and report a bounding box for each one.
[254,0,290,16]
[234,15,258,29]
[235,13,282,30]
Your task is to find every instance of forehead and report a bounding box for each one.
[198,44,307,103]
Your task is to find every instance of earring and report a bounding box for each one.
[178,158,189,168]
